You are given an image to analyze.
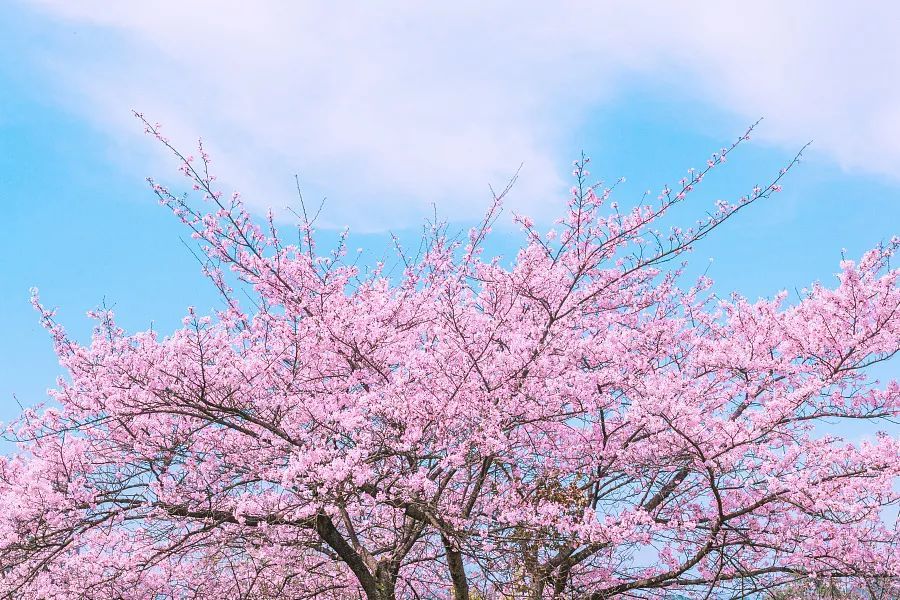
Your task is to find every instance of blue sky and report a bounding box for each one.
[2,2,899,426]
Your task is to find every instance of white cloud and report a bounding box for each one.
[22,1,900,230]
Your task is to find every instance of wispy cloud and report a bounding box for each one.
[22,1,900,229]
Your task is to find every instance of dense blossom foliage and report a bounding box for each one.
[1,118,898,599]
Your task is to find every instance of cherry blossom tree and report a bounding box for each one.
[1,117,898,599]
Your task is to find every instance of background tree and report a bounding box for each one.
[1,117,898,599]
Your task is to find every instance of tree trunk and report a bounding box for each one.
[373,563,397,600]
[442,534,470,600]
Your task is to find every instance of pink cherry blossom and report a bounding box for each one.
[0,117,897,599]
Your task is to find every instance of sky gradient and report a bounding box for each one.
[2,2,899,427]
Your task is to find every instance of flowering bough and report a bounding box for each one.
[1,116,898,599]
